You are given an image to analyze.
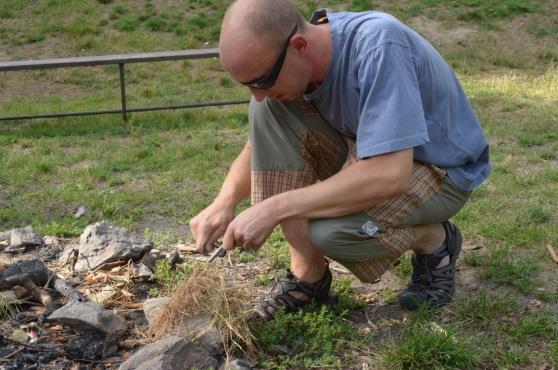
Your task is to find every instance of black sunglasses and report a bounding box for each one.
[241,25,298,89]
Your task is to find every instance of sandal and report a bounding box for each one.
[399,221,462,310]
[253,261,338,320]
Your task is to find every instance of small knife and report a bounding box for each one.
[207,244,226,263]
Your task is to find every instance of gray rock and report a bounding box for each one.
[132,262,154,281]
[74,206,89,218]
[165,250,180,265]
[177,313,222,355]
[59,244,79,263]
[0,230,11,243]
[48,301,126,336]
[132,252,156,281]
[143,297,170,325]
[143,298,223,355]
[118,335,219,370]
[9,226,43,249]
[74,221,152,272]
[219,359,254,370]
[149,249,163,259]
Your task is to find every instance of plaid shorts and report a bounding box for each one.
[249,98,471,283]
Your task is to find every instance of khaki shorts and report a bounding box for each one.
[249,98,471,283]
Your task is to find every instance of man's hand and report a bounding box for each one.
[222,199,279,252]
[190,202,235,255]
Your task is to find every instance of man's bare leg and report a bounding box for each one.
[281,219,326,283]
[412,223,449,266]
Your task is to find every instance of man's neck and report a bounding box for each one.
[305,22,332,93]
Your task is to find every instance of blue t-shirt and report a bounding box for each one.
[304,11,491,191]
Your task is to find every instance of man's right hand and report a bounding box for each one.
[189,201,235,255]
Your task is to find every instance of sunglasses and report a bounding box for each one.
[241,25,298,90]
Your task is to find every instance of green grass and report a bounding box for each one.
[253,305,365,368]
[1,0,557,368]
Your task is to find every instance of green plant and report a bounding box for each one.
[154,259,192,288]
[253,305,360,368]
[380,320,481,369]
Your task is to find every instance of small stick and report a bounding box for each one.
[546,245,558,265]
[330,265,351,274]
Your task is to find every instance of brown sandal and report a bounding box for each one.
[254,261,338,320]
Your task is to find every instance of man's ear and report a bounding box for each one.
[290,34,307,54]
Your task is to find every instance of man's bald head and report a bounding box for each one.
[222,0,306,51]
[219,0,308,82]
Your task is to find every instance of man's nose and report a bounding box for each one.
[249,87,268,102]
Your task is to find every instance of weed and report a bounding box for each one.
[462,251,483,267]
[392,253,413,281]
[379,320,481,369]
[253,305,360,368]
[145,16,167,32]
[254,274,270,286]
[238,251,256,263]
[453,290,518,327]
[483,246,538,293]
[154,259,192,289]
[349,0,376,12]
[332,276,367,310]
[110,4,128,18]
[262,228,290,270]
[505,310,558,345]
[115,16,141,32]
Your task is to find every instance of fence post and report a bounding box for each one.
[118,63,128,122]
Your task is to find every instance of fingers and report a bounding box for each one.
[222,227,235,251]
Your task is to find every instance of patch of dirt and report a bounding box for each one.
[409,16,475,48]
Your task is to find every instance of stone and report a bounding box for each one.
[132,252,156,281]
[74,206,89,218]
[59,244,79,264]
[0,230,11,243]
[5,226,43,252]
[42,235,59,247]
[143,298,223,355]
[48,301,126,336]
[118,335,219,370]
[143,297,170,326]
[73,221,152,272]
[219,359,255,370]
[165,250,180,265]
[177,313,223,355]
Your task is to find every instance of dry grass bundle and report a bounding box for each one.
[0,291,23,319]
[149,264,256,356]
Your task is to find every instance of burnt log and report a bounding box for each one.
[1,259,84,303]
[0,260,48,289]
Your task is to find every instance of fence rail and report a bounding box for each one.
[0,49,249,122]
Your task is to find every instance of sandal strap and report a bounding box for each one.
[255,262,332,319]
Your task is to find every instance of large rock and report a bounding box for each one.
[48,301,126,336]
[3,226,43,253]
[143,298,223,355]
[118,335,219,370]
[71,221,152,272]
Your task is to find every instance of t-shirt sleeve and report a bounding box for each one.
[355,42,429,159]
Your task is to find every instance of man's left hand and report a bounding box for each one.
[222,199,279,251]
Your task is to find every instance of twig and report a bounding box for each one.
[0,346,24,360]
[546,245,558,265]
[330,265,351,274]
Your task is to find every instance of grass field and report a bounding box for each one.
[1,0,557,368]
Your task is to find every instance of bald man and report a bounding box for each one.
[190,0,490,318]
